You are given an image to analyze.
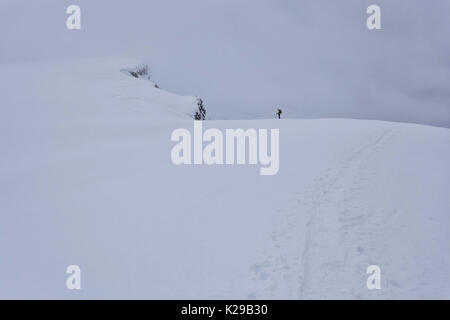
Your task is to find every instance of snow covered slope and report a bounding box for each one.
[0,59,449,299]
[0,57,199,122]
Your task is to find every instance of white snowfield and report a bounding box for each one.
[0,58,449,299]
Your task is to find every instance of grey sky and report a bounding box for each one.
[1,0,449,127]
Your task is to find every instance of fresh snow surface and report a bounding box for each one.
[0,58,449,299]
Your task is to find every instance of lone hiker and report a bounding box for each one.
[276,108,282,119]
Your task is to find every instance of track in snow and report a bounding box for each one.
[248,129,398,299]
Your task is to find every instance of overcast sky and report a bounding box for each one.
[1,0,449,127]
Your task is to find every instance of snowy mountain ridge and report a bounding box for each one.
[0,58,449,299]
[0,57,199,122]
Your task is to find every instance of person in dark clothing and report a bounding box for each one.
[276,108,282,119]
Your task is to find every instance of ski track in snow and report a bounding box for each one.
[298,129,396,299]
[248,129,396,299]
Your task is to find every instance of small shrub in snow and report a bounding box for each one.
[194,98,206,120]
[125,64,150,79]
